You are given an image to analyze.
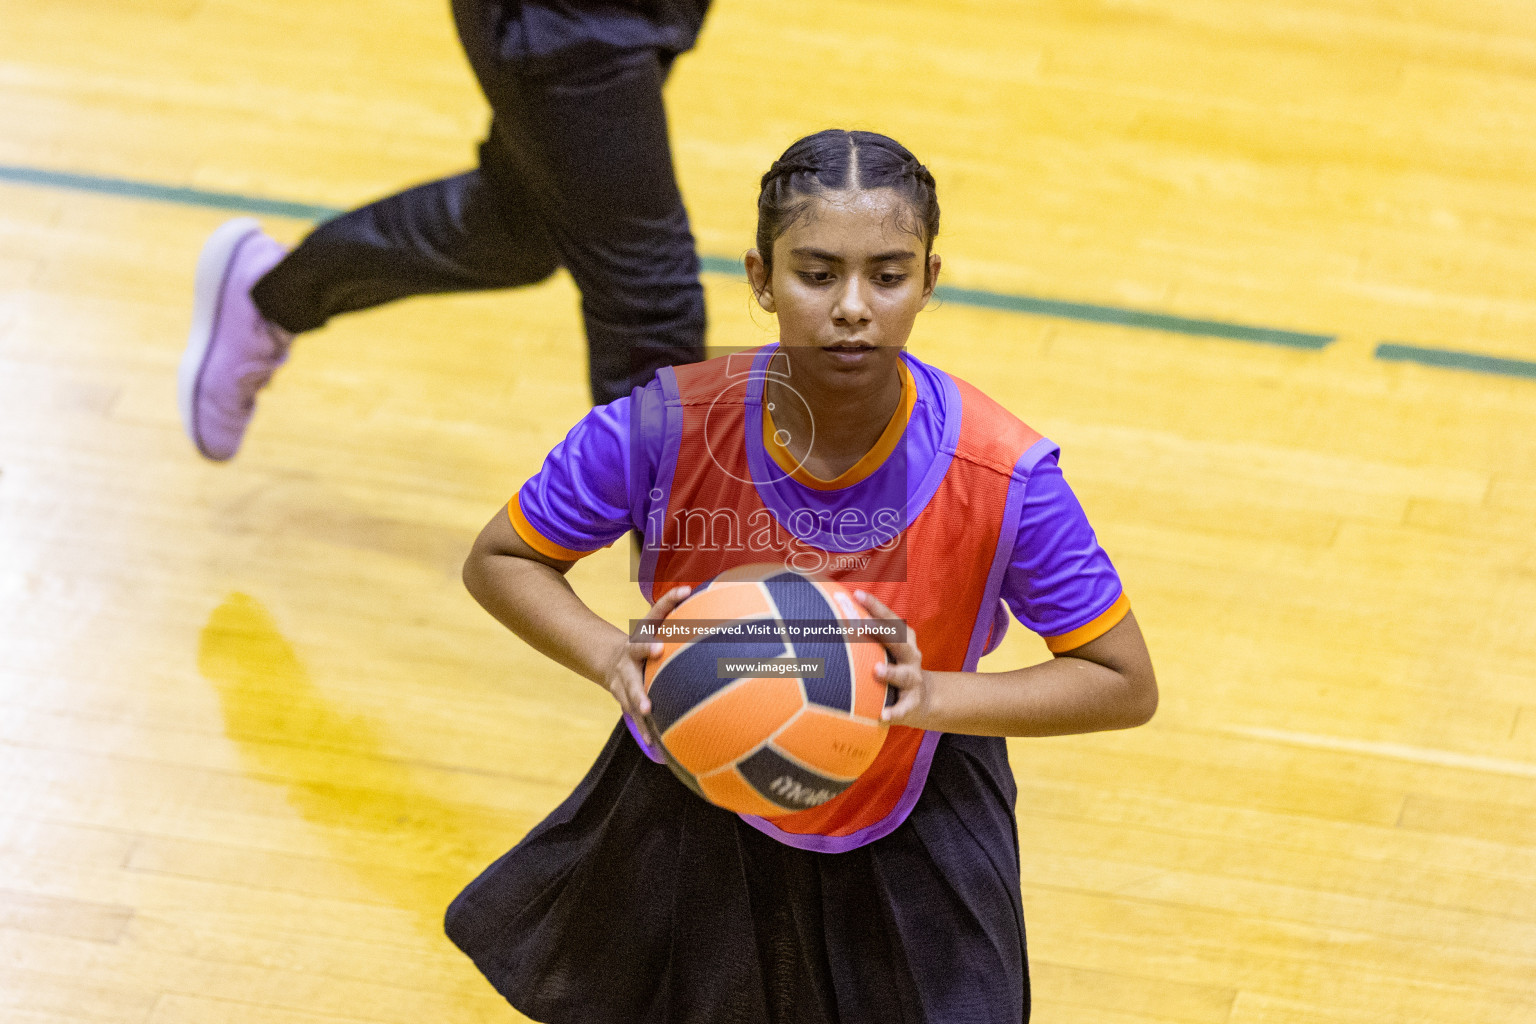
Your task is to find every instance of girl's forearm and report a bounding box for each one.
[463,553,626,687]
[919,657,1156,737]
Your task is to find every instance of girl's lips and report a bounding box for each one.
[822,345,875,364]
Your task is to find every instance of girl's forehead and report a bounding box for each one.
[779,188,925,250]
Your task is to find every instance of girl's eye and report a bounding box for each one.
[797,270,833,284]
[876,272,908,286]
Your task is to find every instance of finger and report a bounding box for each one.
[628,667,652,718]
[608,676,637,719]
[834,591,895,652]
[876,659,922,689]
[852,589,894,619]
[860,626,917,664]
[628,640,664,666]
[628,608,677,745]
[831,590,863,622]
[881,686,922,723]
[647,585,693,620]
[611,658,652,717]
[610,677,662,748]
[852,590,919,664]
[623,643,662,721]
[631,586,694,646]
[617,687,659,740]
[850,591,903,643]
[621,670,662,746]
[874,663,912,724]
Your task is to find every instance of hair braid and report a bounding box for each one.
[754,129,940,275]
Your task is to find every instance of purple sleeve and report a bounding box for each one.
[998,455,1124,641]
[514,389,649,555]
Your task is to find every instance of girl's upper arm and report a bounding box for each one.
[469,503,577,575]
[1055,609,1154,681]
[1053,610,1158,722]
[496,383,663,566]
[999,455,1129,652]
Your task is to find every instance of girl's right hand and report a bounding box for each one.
[605,584,692,749]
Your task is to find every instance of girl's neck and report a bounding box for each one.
[764,351,905,480]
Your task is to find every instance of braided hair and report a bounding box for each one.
[755,130,940,277]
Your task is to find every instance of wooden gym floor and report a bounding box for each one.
[2,1,1535,1021]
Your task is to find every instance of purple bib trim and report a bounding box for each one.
[628,369,683,763]
[736,730,944,853]
[962,437,1062,670]
[910,365,965,519]
[623,714,667,765]
[635,367,686,601]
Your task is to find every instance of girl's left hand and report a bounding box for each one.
[848,589,934,727]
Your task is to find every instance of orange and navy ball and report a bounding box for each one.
[643,565,892,818]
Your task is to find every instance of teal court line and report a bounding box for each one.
[0,165,342,221]
[1,163,1334,351]
[927,284,1333,349]
[714,250,1331,349]
[3,161,1530,380]
[1375,342,1536,381]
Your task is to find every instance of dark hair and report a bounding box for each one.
[756,130,939,276]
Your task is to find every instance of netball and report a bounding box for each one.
[642,565,892,817]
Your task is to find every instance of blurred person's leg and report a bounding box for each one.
[181,0,705,459]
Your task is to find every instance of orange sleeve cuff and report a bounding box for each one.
[507,491,600,562]
[1044,591,1130,653]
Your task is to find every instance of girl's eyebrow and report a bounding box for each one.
[789,247,918,263]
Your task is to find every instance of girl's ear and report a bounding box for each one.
[744,249,776,313]
[920,252,942,310]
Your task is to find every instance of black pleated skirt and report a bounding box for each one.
[445,722,1030,1024]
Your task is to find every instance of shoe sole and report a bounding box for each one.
[178,217,261,460]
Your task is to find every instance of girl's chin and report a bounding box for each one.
[774,345,904,388]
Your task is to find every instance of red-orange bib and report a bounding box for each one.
[633,347,1055,851]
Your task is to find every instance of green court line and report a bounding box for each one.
[0,164,343,221]
[705,254,1335,348]
[12,164,1329,350]
[698,254,750,277]
[4,163,1339,351]
[930,285,1336,349]
[1375,342,1536,381]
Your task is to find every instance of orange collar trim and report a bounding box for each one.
[762,359,917,491]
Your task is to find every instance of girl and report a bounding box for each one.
[449,129,1157,1024]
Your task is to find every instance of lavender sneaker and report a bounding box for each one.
[178,218,293,461]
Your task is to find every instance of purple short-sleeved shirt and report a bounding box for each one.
[512,351,1125,650]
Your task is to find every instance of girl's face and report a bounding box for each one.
[747,188,940,389]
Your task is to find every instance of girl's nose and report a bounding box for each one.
[833,279,872,324]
